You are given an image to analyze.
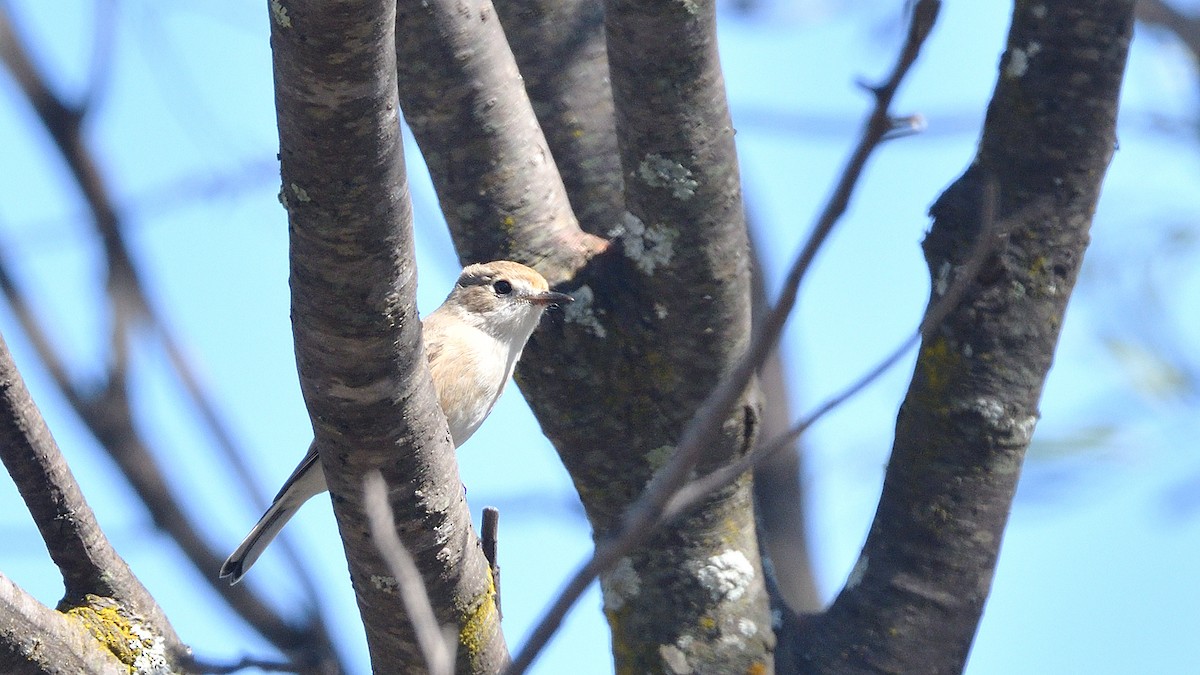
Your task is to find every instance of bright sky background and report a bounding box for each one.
[1,1,1198,673]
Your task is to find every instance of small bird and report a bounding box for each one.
[220,261,572,583]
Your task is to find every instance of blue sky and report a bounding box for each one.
[1,1,1198,673]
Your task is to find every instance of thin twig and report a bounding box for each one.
[664,334,918,524]
[181,654,302,674]
[1136,0,1200,57]
[504,3,942,672]
[664,177,1009,522]
[362,472,457,675]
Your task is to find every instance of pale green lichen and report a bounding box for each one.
[611,212,677,275]
[689,550,754,603]
[645,444,675,472]
[1005,41,1042,78]
[600,557,641,612]
[271,0,292,28]
[933,261,952,296]
[128,623,168,674]
[371,575,400,593]
[638,154,698,200]
[562,284,607,338]
[290,182,311,202]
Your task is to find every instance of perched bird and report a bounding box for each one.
[220,261,572,583]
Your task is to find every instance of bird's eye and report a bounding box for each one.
[493,279,513,295]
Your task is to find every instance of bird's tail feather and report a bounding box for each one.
[220,448,326,584]
[220,497,299,584]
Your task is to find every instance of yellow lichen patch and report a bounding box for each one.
[1028,255,1048,278]
[918,336,958,396]
[63,594,167,672]
[458,572,500,659]
[605,608,639,675]
[746,661,768,675]
[698,615,717,631]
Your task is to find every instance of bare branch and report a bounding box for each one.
[664,179,1015,524]
[493,0,623,236]
[0,327,185,666]
[481,507,502,619]
[1137,0,1200,57]
[181,654,302,674]
[791,0,1137,669]
[747,210,820,613]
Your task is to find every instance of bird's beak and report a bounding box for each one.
[529,290,574,307]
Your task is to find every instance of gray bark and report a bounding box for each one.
[270,1,508,671]
[785,2,1137,671]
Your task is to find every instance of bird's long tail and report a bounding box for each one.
[220,445,326,584]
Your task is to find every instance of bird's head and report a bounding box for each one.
[443,261,573,344]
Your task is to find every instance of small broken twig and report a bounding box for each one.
[481,506,502,619]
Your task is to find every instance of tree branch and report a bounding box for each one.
[507,2,941,671]
[271,2,507,671]
[493,0,623,236]
[0,327,186,668]
[0,9,337,665]
[1137,0,1200,58]
[747,210,820,614]
[394,0,607,282]
[363,473,456,675]
[790,1,1137,670]
[0,573,127,675]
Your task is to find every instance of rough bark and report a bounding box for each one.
[391,0,770,666]
[560,0,771,669]
[0,575,126,675]
[493,0,625,236]
[786,1,1136,672]
[394,0,607,281]
[270,2,506,672]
